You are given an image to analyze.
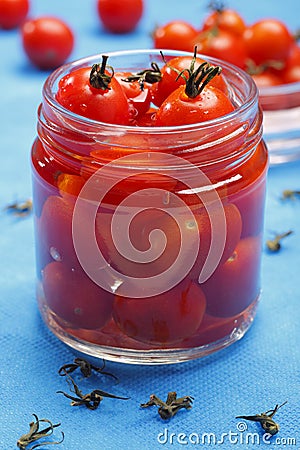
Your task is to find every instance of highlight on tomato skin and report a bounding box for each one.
[112,279,207,345]
[43,261,114,330]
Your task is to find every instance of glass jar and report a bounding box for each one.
[31,49,268,364]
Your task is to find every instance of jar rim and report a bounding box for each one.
[42,48,259,134]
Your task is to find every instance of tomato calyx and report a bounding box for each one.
[246,58,285,76]
[176,48,222,98]
[89,55,114,90]
[208,0,225,14]
[121,62,162,90]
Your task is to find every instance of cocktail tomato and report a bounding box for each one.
[243,19,293,66]
[202,7,246,36]
[193,29,247,69]
[43,261,113,329]
[97,0,143,34]
[155,84,234,126]
[113,279,206,344]
[152,20,198,52]
[201,236,262,317]
[114,71,152,119]
[0,0,29,29]
[56,57,130,124]
[151,54,228,107]
[21,16,74,69]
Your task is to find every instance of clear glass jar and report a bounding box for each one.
[31,49,268,364]
[259,80,300,165]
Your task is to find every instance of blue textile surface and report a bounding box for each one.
[0,1,299,449]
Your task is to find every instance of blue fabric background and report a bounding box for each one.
[0,1,299,448]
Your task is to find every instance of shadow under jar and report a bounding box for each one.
[31,49,268,364]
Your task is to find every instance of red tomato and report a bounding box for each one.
[182,312,243,347]
[56,61,130,124]
[281,43,300,84]
[38,195,78,270]
[95,204,184,280]
[193,29,247,69]
[134,107,157,126]
[0,0,29,29]
[43,261,113,329]
[113,279,206,344]
[56,173,86,199]
[201,236,262,317]
[21,16,74,70]
[202,8,246,36]
[189,202,242,281]
[151,54,228,107]
[152,20,198,52]
[154,84,234,127]
[114,71,152,119]
[251,70,283,89]
[243,19,293,66]
[97,0,143,34]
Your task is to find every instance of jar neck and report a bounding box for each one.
[38,49,262,174]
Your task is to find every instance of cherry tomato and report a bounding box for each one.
[153,20,198,53]
[182,312,243,347]
[281,43,300,84]
[134,107,157,126]
[43,261,113,329]
[56,172,86,199]
[113,279,206,344]
[114,71,152,120]
[151,54,228,107]
[189,202,242,281]
[243,19,293,66]
[21,16,74,70]
[0,0,29,29]
[202,8,246,36]
[201,236,262,317]
[193,29,247,69]
[56,60,130,124]
[97,0,143,34]
[38,195,78,270]
[95,202,183,280]
[154,84,234,127]
[251,70,283,89]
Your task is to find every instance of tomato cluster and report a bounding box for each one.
[1,0,144,70]
[56,51,234,127]
[31,50,267,349]
[152,5,300,88]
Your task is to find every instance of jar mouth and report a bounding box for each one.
[43,48,259,134]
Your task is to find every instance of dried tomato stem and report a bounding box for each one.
[174,47,222,98]
[121,62,162,90]
[89,55,114,90]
